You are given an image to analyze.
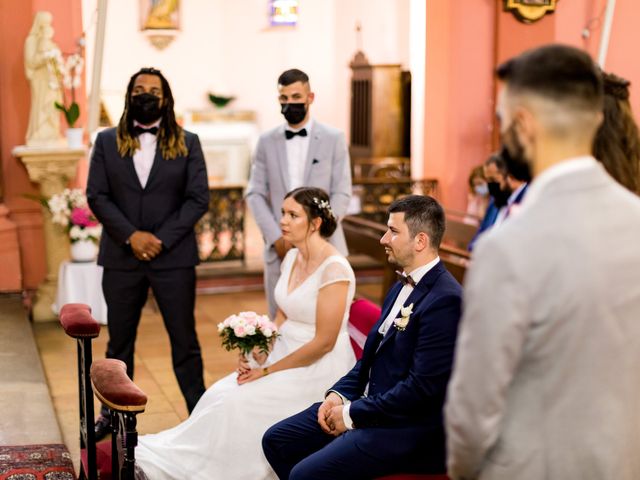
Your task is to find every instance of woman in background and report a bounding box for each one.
[593,71,640,195]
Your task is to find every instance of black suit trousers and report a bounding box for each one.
[102,265,205,412]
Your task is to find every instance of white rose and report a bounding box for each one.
[244,324,256,336]
[262,328,273,338]
[217,322,225,333]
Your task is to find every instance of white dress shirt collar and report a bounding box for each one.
[404,256,441,286]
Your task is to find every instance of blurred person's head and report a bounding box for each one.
[592,71,640,194]
[483,153,510,207]
[117,67,187,160]
[468,166,488,197]
[496,44,604,177]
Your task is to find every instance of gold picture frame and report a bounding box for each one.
[139,0,180,50]
[503,0,558,23]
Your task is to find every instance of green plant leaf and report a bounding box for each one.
[54,101,66,113]
[66,102,80,127]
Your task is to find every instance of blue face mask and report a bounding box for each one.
[474,183,489,196]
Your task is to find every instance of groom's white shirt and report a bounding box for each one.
[286,118,313,190]
[337,256,440,430]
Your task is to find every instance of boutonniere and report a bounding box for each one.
[394,303,414,331]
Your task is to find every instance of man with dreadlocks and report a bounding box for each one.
[87,67,208,440]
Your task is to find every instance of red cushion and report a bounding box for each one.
[91,359,147,410]
[59,302,91,316]
[348,298,382,360]
[81,441,112,480]
[59,307,101,338]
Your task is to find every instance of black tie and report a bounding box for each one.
[285,128,307,140]
[134,126,159,136]
[395,270,416,287]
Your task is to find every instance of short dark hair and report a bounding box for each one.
[484,152,507,174]
[388,195,445,249]
[496,44,603,112]
[278,69,310,87]
[284,187,337,238]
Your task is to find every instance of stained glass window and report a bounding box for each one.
[269,0,299,26]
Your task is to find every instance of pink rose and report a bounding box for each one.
[234,326,247,338]
[70,207,99,227]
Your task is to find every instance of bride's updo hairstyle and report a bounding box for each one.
[284,187,337,238]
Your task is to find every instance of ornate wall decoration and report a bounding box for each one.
[196,186,245,263]
[503,0,558,24]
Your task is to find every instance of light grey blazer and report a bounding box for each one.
[245,120,352,317]
[445,159,640,480]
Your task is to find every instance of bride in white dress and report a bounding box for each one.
[135,187,356,479]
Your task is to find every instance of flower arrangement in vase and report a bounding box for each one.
[45,49,84,147]
[48,188,102,261]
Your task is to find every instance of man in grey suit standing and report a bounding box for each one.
[445,45,640,480]
[246,69,351,319]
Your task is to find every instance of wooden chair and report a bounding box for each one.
[58,303,100,480]
[91,358,147,480]
[347,299,450,480]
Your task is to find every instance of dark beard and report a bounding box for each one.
[502,125,532,183]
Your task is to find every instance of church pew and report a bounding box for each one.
[343,215,469,303]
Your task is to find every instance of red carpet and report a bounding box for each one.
[0,444,75,479]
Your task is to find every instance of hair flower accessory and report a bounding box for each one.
[312,197,335,218]
[394,303,414,331]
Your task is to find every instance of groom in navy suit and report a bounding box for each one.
[262,195,462,479]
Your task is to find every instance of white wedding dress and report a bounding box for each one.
[135,249,356,479]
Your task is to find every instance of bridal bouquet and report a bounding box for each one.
[218,311,279,356]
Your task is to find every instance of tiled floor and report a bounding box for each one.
[33,283,381,471]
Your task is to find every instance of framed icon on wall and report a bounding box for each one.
[503,0,558,23]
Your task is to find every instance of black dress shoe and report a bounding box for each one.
[94,415,111,441]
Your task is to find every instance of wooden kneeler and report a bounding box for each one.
[59,303,100,480]
[91,359,147,480]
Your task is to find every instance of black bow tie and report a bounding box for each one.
[285,128,307,140]
[134,126,159,136]
[395,270,416,287]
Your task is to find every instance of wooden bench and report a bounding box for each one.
[91,358,148,480]
[343,214,469,303]
[348,299,450,480]
[59,303,100,480]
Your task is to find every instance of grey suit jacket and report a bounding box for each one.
[445,159,640,480]
[245,120,351,263]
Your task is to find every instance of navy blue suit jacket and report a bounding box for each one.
[87,128,209,270]
[331,261,462,443]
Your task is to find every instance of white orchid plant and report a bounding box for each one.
[45,49,84,127]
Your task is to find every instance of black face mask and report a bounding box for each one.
[488,181,511,208]
[130,93,163,125]
[502,125,532,183]
[281,103,307,125]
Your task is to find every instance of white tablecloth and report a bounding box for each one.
[54,261,108,324]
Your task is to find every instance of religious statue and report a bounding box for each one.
[24,11,63,147]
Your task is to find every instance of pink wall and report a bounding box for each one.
[424,1,496,211]
[0,0,85,290]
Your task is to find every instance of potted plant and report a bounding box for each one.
[46,50,84,148]
[47,188,102,262]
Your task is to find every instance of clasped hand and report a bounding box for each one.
[317,392,347,436]
[129,231,162,261]
[236,348,269,385]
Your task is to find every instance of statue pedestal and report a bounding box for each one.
[13,145,86,321]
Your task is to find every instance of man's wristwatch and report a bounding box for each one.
[262,366,270,376]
